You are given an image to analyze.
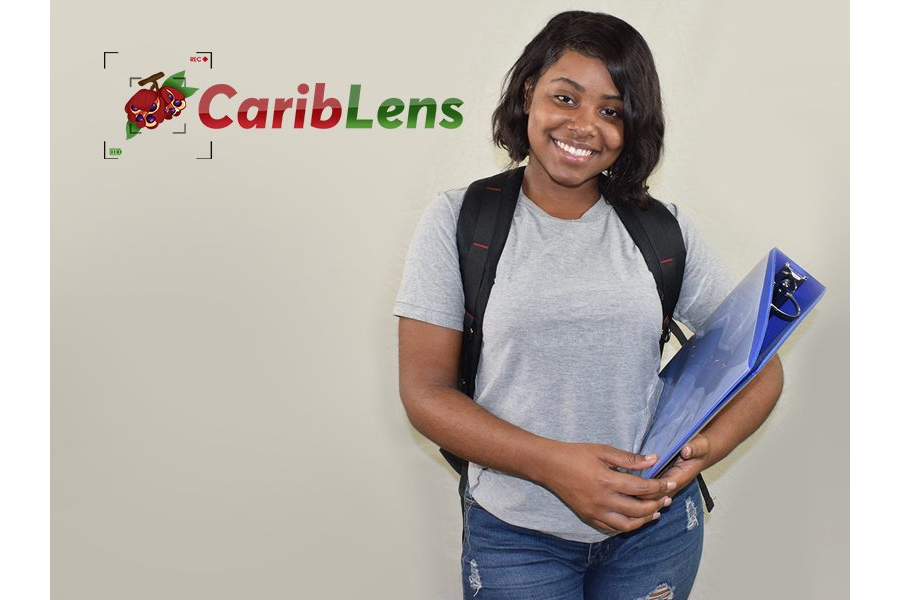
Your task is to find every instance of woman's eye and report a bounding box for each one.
[600,107,621,118]
[554,95,576,105]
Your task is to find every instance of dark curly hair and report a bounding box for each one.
[492,11,664,208]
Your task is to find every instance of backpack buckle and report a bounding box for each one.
[660,315,672,344]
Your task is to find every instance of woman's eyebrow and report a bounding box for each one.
[550,77,585,92]
[549,77,622,101]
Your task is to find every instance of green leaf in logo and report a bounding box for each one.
[162,70,199,98]
[125,121,141,140]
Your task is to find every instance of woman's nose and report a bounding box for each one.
[567,109,597,138]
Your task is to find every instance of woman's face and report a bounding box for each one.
[524,50,625,191]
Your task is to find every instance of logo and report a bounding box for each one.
[124,70,198,140]
[107,53,464,159]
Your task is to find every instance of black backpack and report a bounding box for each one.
[443,166,714,512]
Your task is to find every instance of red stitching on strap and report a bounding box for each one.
[485,187,501,192]
[660,258,674,264]
[473,243,489,250]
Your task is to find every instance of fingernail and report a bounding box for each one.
[645,454,658,461]
[666,481,676,490]
[663,496,672,507]
[683,447,691,457]
[653,512,661,520]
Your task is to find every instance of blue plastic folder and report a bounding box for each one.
[638,247,826,478]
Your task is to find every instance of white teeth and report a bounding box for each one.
[554,139,593,157]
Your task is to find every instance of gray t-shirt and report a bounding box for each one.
[394,185,732,543]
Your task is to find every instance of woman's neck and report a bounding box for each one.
[521,164,601,220]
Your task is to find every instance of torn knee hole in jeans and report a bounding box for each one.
[645,583,675,600]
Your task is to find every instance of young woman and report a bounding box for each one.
[395,11,783,599]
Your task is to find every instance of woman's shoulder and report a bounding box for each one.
[439,186,467,216]
[405,186,471,255]
[421,186,467,219]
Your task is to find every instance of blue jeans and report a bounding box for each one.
[461,480,704,599]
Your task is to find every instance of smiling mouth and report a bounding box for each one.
[553,139,596,159]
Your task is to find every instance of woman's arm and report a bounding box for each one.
[641,355,784,498]
[399,316,675,533]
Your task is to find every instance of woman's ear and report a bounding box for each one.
[523,80,533,115]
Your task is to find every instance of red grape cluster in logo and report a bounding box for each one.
[124,72,187,130]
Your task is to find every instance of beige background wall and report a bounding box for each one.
[52,1,848,598]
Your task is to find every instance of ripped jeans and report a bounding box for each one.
[461,479,703,599]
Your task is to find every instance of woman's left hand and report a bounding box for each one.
[639,434,711,500]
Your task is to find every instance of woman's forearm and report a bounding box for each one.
[400,380,562,484]
[700,355,784,468]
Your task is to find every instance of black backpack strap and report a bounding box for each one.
[669,320,689,346]
[456,166,525,397]
[439,166,524,482]
[610,199,686,354]
[696,473,714,513]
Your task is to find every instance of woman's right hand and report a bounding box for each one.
[537,442,675,534]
